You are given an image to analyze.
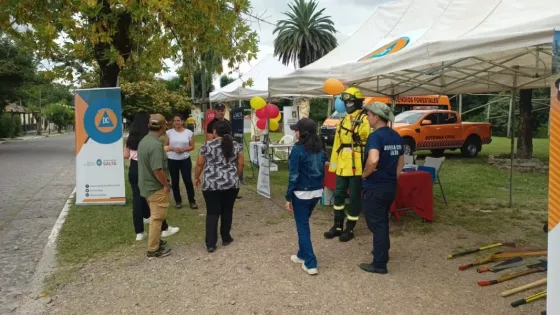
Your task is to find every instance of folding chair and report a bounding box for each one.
[274,135,295,160]
[423,156,447,206]
[404,154,416,165]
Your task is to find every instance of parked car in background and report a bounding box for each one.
[393,110,492,157]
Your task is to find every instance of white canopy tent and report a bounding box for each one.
[269,0,560,309]
[209,54,293,102]
[269,0,560,97]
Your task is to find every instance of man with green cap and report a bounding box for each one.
[359,102,404,274]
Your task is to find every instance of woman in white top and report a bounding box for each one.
[164,114,198,209]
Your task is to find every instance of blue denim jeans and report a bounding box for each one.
[292,196,320,269]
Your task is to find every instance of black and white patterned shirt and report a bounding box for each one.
[200,138,241,191]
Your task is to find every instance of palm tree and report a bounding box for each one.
[273,0,338,69]
[273,0,337,118]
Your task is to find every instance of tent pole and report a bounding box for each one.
[486,102,491,122]
[509,70,518,208]
[458,94,463,118]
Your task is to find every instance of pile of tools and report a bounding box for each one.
[447,242,547,311]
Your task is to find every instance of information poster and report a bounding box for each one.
[231,107,245,183]
[283,106,299,138]
[256,154,271,199]
[548,29,560,312]
[205,110,216,141]
[74,88,126,205]
[231,108,245,147]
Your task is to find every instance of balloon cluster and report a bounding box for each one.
[250,96,281,131]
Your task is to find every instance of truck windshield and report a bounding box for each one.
[395,112,425,124]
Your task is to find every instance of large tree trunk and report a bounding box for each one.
[92,1,132,87]
[517,89,533,159]
[35,115,42,136]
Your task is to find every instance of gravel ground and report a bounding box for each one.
[48,188,546,315]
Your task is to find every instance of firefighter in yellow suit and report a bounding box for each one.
[325,87,371,242]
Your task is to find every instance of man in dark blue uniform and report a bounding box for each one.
[360,102,404,274]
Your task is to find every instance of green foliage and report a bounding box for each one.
[220,75,235,88]
[273,0,338,68]
[0,113,22,138]
[1,0,259,87]
[536,124,549,139]
[121,80,191,120]
[44,104,74,132]
[309,98,329,124]
[462,89,550,137]
[0,36,37,107]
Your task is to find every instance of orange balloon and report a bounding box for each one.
[323,78,345,95]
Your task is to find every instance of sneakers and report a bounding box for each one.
[143,218,150,225]
[302,264,319,275]
[175,203,182,209]
[222,238,234,246]
[136,232,147,241]
[207,247,216,253]
[190,202,199,210]
[359,263,388,274]
[290,255,304,264]
[147,247,172,259]
[161,226,179,238]
[291,255,318,275]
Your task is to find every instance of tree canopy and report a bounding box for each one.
[1,0,259,87]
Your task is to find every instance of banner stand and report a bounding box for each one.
[548,29,560,313]
[74,87,126,205]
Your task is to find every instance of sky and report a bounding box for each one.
[159,0,393,91]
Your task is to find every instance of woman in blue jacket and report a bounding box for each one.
[285,118,326,275]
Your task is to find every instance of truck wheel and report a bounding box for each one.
[402,138,415,155]
[461,136,481,157]
[430,149,445,157]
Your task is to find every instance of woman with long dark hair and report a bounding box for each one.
[164,114,198,209]
[124,112,178,241]
[284,118,326,275]
[194,120,244,253]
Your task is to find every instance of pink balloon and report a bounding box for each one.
[256,118,267,130]
[256,108,267,119]
[265,104,280,118]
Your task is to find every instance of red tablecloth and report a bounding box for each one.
[323,164,433,222]
[390,171,434,222]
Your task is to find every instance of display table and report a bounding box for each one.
[323,165,434,222]
[390,171,434,222]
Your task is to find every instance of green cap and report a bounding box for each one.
[363,101,395,122]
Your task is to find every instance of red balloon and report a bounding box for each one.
[265,104,280,119]
[256,118,267,130]
[256,108,267,119]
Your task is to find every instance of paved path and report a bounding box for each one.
[0,135,75,313]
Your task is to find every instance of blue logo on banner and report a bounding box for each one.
[83,95,122,144]
[98,111,114,128]
[96,159,102,166]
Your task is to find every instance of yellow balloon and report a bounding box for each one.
[323,78,345,95]
[269,119,279,131]
[250,96,266,110]
[272,112,282,121]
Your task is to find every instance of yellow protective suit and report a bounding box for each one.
[329,109,371,176]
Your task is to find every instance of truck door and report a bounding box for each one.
[416,113,441,150]
[441,112,462,147]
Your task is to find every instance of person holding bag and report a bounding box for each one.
[285,118,326,275]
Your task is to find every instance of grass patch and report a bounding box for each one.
[50,133,549,293]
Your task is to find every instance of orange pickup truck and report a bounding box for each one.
[393,110,492,157]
